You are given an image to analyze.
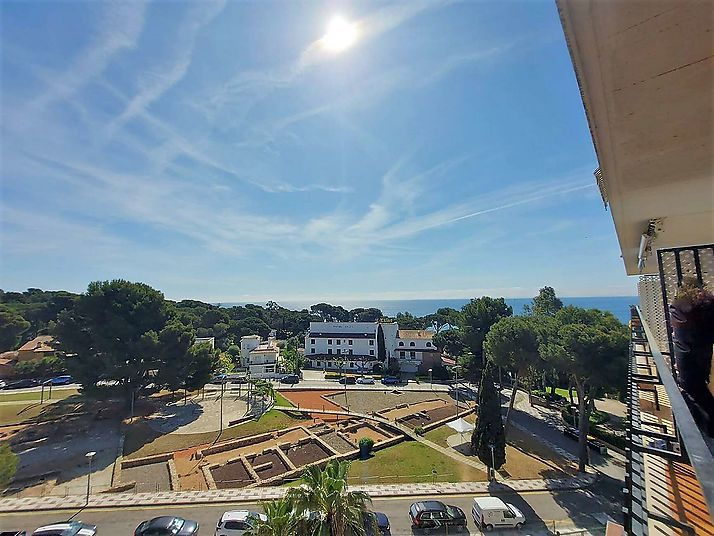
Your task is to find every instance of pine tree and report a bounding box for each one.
[471,363,506,478]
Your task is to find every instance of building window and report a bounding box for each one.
[328,339,332,345]
[348,349,353,355]
[311,338,315,344]
[350,362,354,368]
[337,349,341,355]
[409,342,416,347]
[328,349,332,355]
[400,351,405,357]
[369,340,374,346]
[426,342,432,347]
[337,339,341,345]
[410,351,415,358]
[328,362,333,367]
[348,339,353,345]
[369,349,374,356]
[398,342,404,347]
[311,348,315,353]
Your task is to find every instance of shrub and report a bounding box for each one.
[531,389,567,404]
[358,437,375,451]
[414,426,425,436]
[589,426,626,450]
[561,406,609,426]
[324,372,341,380]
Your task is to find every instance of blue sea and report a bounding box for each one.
[222,297,638,325]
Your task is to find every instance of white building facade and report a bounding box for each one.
[304,322,440,374]
[240,334,280,378]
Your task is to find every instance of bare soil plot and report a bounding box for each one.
[211,460,255,489]
[400,404,459,428]
[279,390,342,420]
[339,423,391,444]
[248,451,290,480]
[121,462,171,493]
[319,431,355,454]
[326,390,452,415]
[203,427,309,466]
[381,399,449,421]
[282,440,332,466]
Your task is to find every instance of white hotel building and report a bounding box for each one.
[304,321,441,374]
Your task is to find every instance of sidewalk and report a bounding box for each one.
[0,474,597,513]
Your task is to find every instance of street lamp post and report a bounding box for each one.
[219,379,225,435]
[85,451,96,505]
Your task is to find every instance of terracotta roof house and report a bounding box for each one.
[17,335,56,363]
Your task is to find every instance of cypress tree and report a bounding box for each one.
[471,363,506,477]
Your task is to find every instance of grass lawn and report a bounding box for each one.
[554,388,575,401]
[424,425,455,447]
[274,392,295,408]
[0,403,46,425]
[0,388,79,403]
[123,409,307,459]
[347,441,486,484]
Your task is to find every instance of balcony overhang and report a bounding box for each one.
[557,1,713,274]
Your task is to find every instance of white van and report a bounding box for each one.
[472,497,526,531]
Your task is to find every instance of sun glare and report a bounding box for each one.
[322,16,358,53]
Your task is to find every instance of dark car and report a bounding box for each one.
[2,531,27,536]
[381,376,400,386]
[134,516,199,536]
[364,511,390,535]
[32,521,96,535]
[4,379,39,390]
[47,375,73,386]
[338,376,356,385]
[410,501,467,532]
[210,374,228,384]
[280,374,300,384]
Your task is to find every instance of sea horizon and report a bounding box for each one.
[219,296,639,324]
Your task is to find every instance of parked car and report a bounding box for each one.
[134,516,199,536]
[338,376,356,385]
[215,510,267,536]
[356,376,375,385]
[47,375,73,386]
[472,496,525,531]
[210,374,228,384]
[380,376,400,386]
[363,511,390,535]
[280,374,300,384]
[32,521,96,536]
[450,386,477,401]
[410,501,467,532]
[4,379,39,390]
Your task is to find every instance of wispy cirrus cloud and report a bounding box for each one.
[31,1,147,111]
[104,0,226,137]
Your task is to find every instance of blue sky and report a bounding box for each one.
[0,0,636,303]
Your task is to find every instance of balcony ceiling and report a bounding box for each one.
[557,0,713,274]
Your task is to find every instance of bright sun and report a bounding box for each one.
[322,16,358,53]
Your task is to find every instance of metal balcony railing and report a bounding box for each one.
[625,306,714,535]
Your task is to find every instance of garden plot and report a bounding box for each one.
[282,440,332,466]
[318,431,356,454]
[121,461,171,493]
[337,422,393,444]
[211,460,255,489]
[325,390,452,415]
[247,450,291,480]
[381,399,450,421]
[399,404,460,429]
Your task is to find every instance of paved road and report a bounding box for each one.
[0,490,619,535]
